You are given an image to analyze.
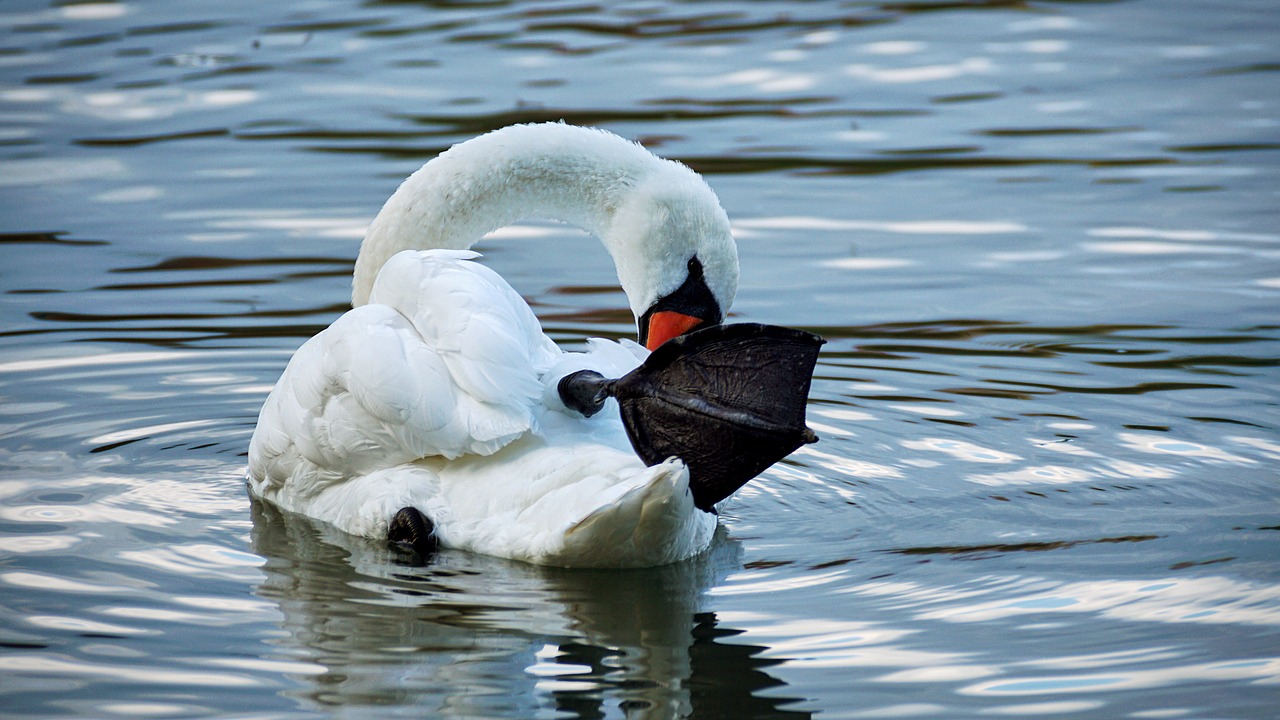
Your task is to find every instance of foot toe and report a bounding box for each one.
[388,506,438,557]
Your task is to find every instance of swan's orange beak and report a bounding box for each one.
[645,310,705,351]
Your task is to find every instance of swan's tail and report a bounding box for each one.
[560,458,715,568]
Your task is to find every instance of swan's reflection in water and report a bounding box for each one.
[249,500,812,719]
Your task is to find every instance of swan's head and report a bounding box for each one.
[608,164,739,351]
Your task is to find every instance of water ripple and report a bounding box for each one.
[118,544,264,581]
[864,575,1280,627]
[961,657,1280,697]
[0,654,259,687]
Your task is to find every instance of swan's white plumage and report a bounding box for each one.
[248,123,736,568]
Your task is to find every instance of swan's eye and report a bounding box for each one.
[638,256,722,350]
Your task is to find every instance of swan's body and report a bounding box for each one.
[248,124,738,568]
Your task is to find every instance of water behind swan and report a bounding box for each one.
[1,0,1277,717]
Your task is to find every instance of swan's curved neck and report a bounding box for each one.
[352,124,727,311]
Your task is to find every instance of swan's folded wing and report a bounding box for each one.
[371,250,560,406]
[250,250,561,496]
[322,306,482,461]
[249,304,544,496]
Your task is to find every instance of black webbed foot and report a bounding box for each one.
[388,506,438,560]
[557,322,823,513]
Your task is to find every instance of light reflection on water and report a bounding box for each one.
[1,0,1279,717]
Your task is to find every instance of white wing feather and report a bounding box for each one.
[371,250,559,404]
[250,250,559,495]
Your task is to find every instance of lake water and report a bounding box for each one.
[1,0,1278,717]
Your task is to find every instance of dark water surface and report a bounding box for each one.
[2,1,1278,718]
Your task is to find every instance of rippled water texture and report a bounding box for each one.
[1,1,1278,718]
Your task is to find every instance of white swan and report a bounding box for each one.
[248,123,743,568]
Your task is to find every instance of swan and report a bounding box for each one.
[248,123,762,568]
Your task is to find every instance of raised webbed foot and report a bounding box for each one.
[388,506,438,559]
